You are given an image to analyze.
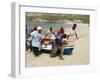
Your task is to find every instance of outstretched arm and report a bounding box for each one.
[52,31,56,35]
[44,33,49,39]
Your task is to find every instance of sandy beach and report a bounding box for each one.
[25,23,89,67]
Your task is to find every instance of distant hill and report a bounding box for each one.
[26,12,90,24]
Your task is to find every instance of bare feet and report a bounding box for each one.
[59,57,64,60]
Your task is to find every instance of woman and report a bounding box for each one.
[50,27,65,60]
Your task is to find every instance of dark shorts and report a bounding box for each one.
[32,47,39,56]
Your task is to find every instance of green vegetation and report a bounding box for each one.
[26,13,90,23]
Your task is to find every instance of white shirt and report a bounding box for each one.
[46,30,55,39]
[31,31,42,48]
[69,29,77,39]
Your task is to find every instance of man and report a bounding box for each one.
[26,25,37,52]
[43,27,55,48]
[44,27,55,39]
[31,26,42,57]
[67,23,78,39]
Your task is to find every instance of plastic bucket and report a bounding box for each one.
[64,47,74,55]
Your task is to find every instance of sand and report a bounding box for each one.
[25,23,89,67]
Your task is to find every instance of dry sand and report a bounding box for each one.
[25,23,89,67]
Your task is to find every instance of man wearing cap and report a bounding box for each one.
[30,26,42,57]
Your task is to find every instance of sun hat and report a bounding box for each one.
[37,26,42,30]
